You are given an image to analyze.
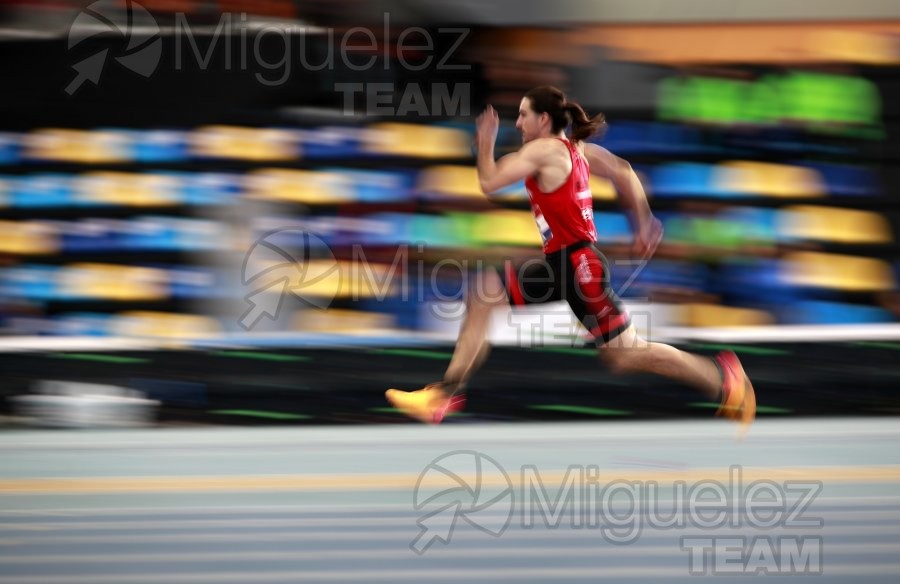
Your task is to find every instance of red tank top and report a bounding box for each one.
[525,138,597,254]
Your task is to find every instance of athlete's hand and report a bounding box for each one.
[475,105,499,150]
[632,216,664,259]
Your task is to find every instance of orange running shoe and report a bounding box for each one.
[385,383,466,424]
[714,350,757,435]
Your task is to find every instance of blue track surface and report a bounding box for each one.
[1,419,898,582]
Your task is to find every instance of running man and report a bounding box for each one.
[386,86,756,431]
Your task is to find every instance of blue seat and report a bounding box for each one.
[60,220,118,252]
[0,133,21,165]
[133,130,190,162]
[594,212,631,243]
[650,163,714,198]
[302,127,364,159]
[324,168,412,203]
[123,217,179,251]
[784,301,893,325]
[609,259,709,299]
[721,207,779,245]
[800,162,876,197]
[55,313,113,336]
[169,267,227,299]
[2,265,59,300]
[352,213,413,246]
[181,172,242,206]
[10,174,74,208]
[597,122,648,155]
[719,258,799,306]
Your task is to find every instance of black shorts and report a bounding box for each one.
[501,241,631,344]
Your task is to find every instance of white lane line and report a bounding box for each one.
[1,419,898,450]
[3,495,900,516]
[1,509,899,530]
[1,563,899,583]
[1,523,897,546]
[0,517,421,529]
[0,542,897,565]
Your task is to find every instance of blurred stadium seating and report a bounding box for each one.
[0,2,898,422]
[1,111,896,339]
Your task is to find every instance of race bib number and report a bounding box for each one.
[533,205,553,245]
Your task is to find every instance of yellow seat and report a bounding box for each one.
[590,176,617,201]
[778,205,893,244]
[677,303,775,327]
[25,129,130,163]
[472,210,542,246]
[246,168,355,204]
[714,161,824,198]
[292,309,393,333]
[112,311,220,340]
[417,165,481,198]
[782,251,895,291]
[190,126,300,161]
[365,123,470,158]
[74,172,181,206]
[0,221,58,254]
[59,263,169,301]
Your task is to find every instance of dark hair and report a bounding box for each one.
[523,85,607,142]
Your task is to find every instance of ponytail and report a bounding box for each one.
[524,85,607,143]
[564,101,607,142]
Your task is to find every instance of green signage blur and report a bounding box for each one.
[658,71,882,138]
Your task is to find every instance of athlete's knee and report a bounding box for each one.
[596,327,647,375]
[469,267,506,308]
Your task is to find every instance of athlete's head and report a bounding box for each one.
[516,86,607,144]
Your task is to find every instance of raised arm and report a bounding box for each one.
[475,105,542,194]
[583,142,663,258]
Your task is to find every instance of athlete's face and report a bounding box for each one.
[516,98,547,144]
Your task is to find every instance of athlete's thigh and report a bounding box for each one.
[501,257,563,307]
[562,244,632,344]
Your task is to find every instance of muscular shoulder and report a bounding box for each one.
[582,142,629,179]
[521,138,569,166]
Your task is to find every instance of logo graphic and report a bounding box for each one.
[411,450,514,555]
[67,0,162,95]
[239,229,341,330]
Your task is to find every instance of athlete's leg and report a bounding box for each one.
[597,326,720,400]
[564,242,755,430]
[385,267,507,423]
[598,326,755,429]
[442,267,507,394]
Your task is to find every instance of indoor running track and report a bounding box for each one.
[1,418,898,583]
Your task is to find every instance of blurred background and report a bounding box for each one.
[2,0,900,424]
[2,2,900,583]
